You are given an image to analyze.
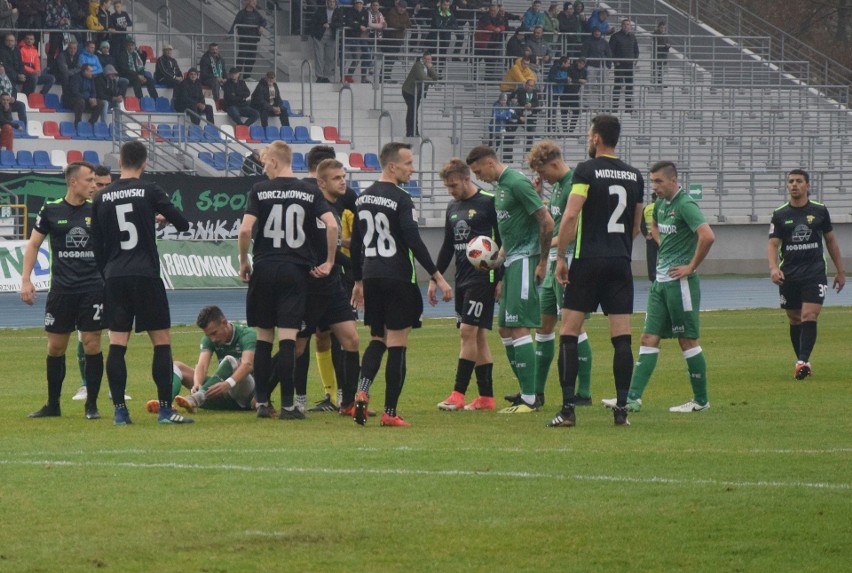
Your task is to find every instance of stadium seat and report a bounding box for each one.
[323,125,350,144]
[348,180,361,193]
[93,122,111,140]
[0,149,17,167]
[28,93,52,111]
[249,124,267,143]
[349,152,367,170]
[13,124,32,139]
[44,93,69,112]
[50,149,67,169]
[17,92,34,112]
[203,124,222,142]
[141,123,162,142]
[123,121,142,139]
[215,98,225,112]
[403,179,421,197]
[66,150,84,163]
[235,124,260,143]
[76,122,94,140]
[296,125,320,144]
[16,150,34,168]
[124,96,141,113]
[156,123,174,141]
[292,152,307,172]
[140,96,156,112]
[187,124,203,142]
[212,151,227,170]
[139,45,155,63]
[220,124,235,138]
[155,96,172,113]
[282,100,302,117]
[228,151,243,169]
[59,121,77,139]
[279,125,294,143]
[33,150,55,169]
[310,125,329,144]
[83,150,100,165]
[265,125,279,142]
[197,151,215,168]
[364,152,380,171]
[43,121,68,139]
[26,120,42,138]
[336,151,356,170]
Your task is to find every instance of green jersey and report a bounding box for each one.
[200,323,257,360]
[653,190,707,282]
[494,167,545,259]
[547,169,573,261]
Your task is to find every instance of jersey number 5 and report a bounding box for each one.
[116,204,138,250]
[608,185,628,233]
[359,211,397,257]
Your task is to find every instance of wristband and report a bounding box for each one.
[225,377,237,388]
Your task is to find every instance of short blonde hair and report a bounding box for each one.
[317,158,344,179]
[527,140,562,172]
[439,158,470,180]
[262,141,292,167]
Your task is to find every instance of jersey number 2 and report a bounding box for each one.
[608,185,627,233]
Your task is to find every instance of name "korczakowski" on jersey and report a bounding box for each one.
[595,169,638,181]
[101,189,145,201]
[357,195,398,209]
[258,190,315,202]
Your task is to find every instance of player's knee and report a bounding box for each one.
[611,334,632,354]
[220,355,239,369]
[677,338,699,352]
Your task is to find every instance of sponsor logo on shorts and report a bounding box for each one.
[671,325,685,335]
[504,312,518,322]
[44,313,55,326]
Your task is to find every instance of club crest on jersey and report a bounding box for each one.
[66,227,90,248]
[85,217,91,226]
[806,215,815,223]
[468,209,477,218]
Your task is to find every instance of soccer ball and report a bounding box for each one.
[466,235,503,271]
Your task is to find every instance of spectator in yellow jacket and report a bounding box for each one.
[500,56,537,92]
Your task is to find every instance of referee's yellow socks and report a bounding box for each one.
[316,348,337,398]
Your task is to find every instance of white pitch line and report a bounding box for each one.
[0,459,848,491]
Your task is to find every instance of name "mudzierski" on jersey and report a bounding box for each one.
[594,169,638,181]
[101,189,145,201]
[258,190,315,202]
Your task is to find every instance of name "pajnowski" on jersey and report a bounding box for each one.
[357,195,398,209]
[258,190,315,202]
[101,189,145,201]
[595,169,638,181]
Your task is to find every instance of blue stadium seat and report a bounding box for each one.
[228,151,243,170]
[140,96,156,112]
[59,121,77,139]
[364,153,380,171]
[265,125,279,142]
[44,93,69,112]
[83,150,100,165]
[294,125,318,144]
[197,151,215,168]
[249,124,267,143]
[187,124,203,142]
[212,151,227,170]
[282,100,302,117]
[16,150,34,168]
[155,97,173,113]
[76,122,94,140]
[14,124,33,139]
[402,179,421,197]
[279,125,295,143]
[0,149,16,167]
[348,180,361,194]
[171,125,186,142]
[33,150,56,169]
[156,123,173,141]
[291,152,306,172]
[203,124,222,142]
[93,122,111,140]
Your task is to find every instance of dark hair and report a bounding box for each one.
[649,160,678,178]
[787,168,809,184]
[94,165,111,177]
[208,43,218,49]
[590,114,621,148]
[64,161,96,182]
[196,305,225,329]
[379,142,412,167]
[465,145,497,165]
[120,141,148,170]
[307,145,336,172]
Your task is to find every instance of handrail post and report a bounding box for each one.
[377,111,393,151]
[417,137,435,221]
[300,60,314,121]
[338,84,355,148]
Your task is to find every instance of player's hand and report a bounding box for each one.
[311,262,332,278]
[437,276,453,302]
[769,267,784,285]
[191,383,202,394]
[239,260,252,283]
[532,175,543,194]
[494,280,502,301]
[204,380,231,399]
[833,272,845,293]
[427,280,438,306]
[20,281,36,305]
[351,281,364,310]
[668,264,693,279]
[555,258,569,286]
[534,260,547,284]
[155,213,166,225]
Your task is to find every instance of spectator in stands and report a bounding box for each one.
[53,38,81,88]
[512,77,539,154]
[79,39,103,75]
[548,55,585,132]
[85,0,106,45]
[20,33,56,95]
[542,2,559,42]
[343,0,369,83]
[230,0,268,79]
[174,67,213,125]
[0,35,24,85]
[309,0,346,83]
[488,91,516,160]
[45,0,74,66]
[505,28,526,60]
[382,0,412,76]
[0,91,21,149]
[96,0,112,45]
[16,1,46,45]
[0,1,13,31]
[401,50,437,137]
[609,18,638,113]
[250,70,290,128]
[500,55,535,92]
[200,43,226,101]
[652,21,671,86]
[155,44,182,88]
[108,0,131,55]
[586,7,612,35]
[520,0,544,32]
[0,64,27,128]
[526,25,552,73]
[364,0,386,82]
[558,1,584,57]
[241,149,263,176]
[62,63,104,127]
[117,38,157,99]
[581,26,610,111]
[97,41,114,69]
[428,0,457,62]
[223,67,259,126]
[94,63,122,122]
[475,3,506,81]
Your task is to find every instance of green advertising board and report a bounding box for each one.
[158,240,244,289]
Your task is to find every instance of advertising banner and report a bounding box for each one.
[0,240,51,292]
[158,240,243,289]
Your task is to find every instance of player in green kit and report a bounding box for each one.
[603,161,715,412]
[523,141,594,407]
[466,145,554,413]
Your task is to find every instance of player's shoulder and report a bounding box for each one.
[772,201,791,214]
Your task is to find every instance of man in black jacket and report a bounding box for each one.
[199,43,226,100]
[53,38,81,89]
[94,64,123,123]
[250,71,289,128]
[174,67,213,125]
[609,18,638,112]
[116,39,158,99]
[223,67,259,126]
[230,0,267,78]
[62,64,104,127]
[512,78,540,155]
[155,44,182,88]
[310,0,346,83]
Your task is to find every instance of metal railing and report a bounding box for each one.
[338,83,355,147]
[299,59,314,121]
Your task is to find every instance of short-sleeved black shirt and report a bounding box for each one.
[769,200,833,281]
[437,189,501,288]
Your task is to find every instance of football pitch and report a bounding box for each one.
[1,308,849,573]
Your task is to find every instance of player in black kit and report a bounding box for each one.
[554,114,644,427]
[238,141,339,420]
[430,158,501,412]
[91,141,192,426]
[349,142,453,426]
[21,162,104,420]
[768,169,845,380]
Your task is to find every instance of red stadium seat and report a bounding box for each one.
[124,96,141,113]
[43,121,71,140]
[28,93,53,111]
[349,152,368,170]
[234,124,260,143]
[139,45,155,63]
[67,150,84,163]
[323,125,350,144]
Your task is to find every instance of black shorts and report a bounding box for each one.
[562,257,634,315]
[104,276,170,333]
[780,277,827,310]
[246,260,309,329]
[298,277,356,337]
[455,281,496,330]
[363,278,422,338]
[44,290,104,333]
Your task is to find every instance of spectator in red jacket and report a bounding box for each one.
[19,33,56,95]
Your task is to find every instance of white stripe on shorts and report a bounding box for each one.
[521,258,530,300]
[680,278,692,312]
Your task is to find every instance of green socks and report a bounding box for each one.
[627,346,660,401]
[512,335,536,396]
[684,346,708,405]
[502,337,518,379]
[534,333,555,395]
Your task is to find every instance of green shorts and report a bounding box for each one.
[643,275,701,339]
[499,255,541,328]
[539,259,564,317]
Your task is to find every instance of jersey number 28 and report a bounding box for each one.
[359,211,397,257]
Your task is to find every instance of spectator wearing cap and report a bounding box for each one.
[199,42,226,100]
[62,63,104,127]
[175,67,213,124]
[155,45,182,88]
[229,0,268,78]
[0,63,28,129]
[54,38,81,89]
[250,71,289,128]
[223,67,259,126]
[79,39,104,75]
[109,0,132,54]
[117,38,158,98]
[94,63,123,122]
[96,39,129,93]
[309,0,346,83]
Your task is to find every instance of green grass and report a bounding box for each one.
[1,309,850,573]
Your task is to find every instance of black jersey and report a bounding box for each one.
[91,178,190,279]
[245,176,332,267]
[570,155,644,260]
[435,189,501,288]
[350,181,438,283]
[33,198,103,294]
[769,200,833,281]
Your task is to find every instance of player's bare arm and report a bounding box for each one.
[192,350,213,392]
[19,230,46,306]
[767,237,784,285]
[533,207,554,281]
[823,230,845,292]
[205,350,255,399]
[670,223,714,279]
[555,193,585,285]
[238,213,257,282]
